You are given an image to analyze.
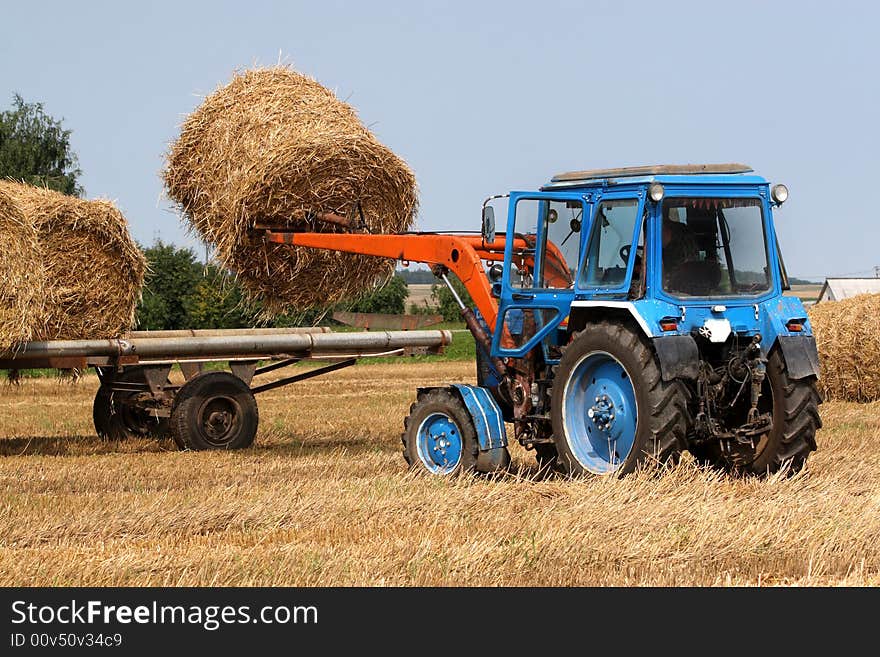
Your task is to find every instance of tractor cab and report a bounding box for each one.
[490,164,802,359]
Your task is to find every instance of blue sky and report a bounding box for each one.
[2,0,877,279]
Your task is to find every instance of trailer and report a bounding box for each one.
[0,327,452,450]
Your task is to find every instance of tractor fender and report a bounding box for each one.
[416,384,508,451]
[569,300,654,337]
[775,335,821,380]
[652,334,700,381]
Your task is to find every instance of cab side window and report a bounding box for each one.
[579,199,639,288]
[510,198,584,289]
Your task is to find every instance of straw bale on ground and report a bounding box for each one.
[808,293,880,402]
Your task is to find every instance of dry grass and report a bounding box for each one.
[164,66,418,315]
[0,360,877,586]
[809,293,880,402]
[0,181,146,347]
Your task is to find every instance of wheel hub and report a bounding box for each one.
[197,396,240,445]
[562,351,638,474]
[416,413,463,474]
[206,410,232,437]
[432,432,452,456]
[587,394,616,431]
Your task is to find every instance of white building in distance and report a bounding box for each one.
[816,278,880,303]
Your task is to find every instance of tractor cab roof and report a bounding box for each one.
[541,163,768,191]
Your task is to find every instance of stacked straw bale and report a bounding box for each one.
[0,187,43,347]
[164,66,418,315]
[808,293,880,402]
[0,181,146,349]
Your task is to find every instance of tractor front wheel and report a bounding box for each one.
[550,321,690,477]
[402,389,478,475]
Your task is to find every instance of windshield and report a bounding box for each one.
[661,197,771,298]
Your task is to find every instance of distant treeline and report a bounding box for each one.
[396,268,438,284]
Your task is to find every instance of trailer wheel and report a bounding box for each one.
[171,372,258,451]
[402,389,478,475]
[689,349,821,475]
[550,321,689,477]
[93,368,170,440]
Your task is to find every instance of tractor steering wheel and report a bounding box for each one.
[619,244,631,264]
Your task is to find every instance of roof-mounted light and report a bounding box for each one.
[771,183,789,205]
[648,183,665,202]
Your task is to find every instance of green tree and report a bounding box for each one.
[136,288,170,331]
[183,266,256,329]
[342,274,409,315]
[432,275,473,322]
[0,94,82,196]
[136,241,202,330]
[409,301,437,315]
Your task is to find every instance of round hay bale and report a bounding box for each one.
[0,186,43,350]
[163,66,418,315]
[808,293,880,402]
[0,181,147,341]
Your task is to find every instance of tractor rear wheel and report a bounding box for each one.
[550,321,690,477]
[170,372,258,451]
[402,389,478,475]
[689,349,820,475]
[93,367,170,440]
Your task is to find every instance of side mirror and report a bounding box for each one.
[481,206,496,244]
[488,263,503,282]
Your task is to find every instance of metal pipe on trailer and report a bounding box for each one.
[126,327,331,339]
[0,329,453,363]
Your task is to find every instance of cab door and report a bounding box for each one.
[491,191,591,358]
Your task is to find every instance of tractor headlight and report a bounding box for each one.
[771,183,789,205]
[648,183,665,202]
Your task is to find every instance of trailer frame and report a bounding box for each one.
[0,327,452,450]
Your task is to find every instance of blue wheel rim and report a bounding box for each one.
[562,351,638,474]
[415,413,463,474]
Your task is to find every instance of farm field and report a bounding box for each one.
[786,283,823,305]
[406,283,435,310]
[0,360,878,586]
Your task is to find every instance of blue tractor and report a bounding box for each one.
[401,163,822,477]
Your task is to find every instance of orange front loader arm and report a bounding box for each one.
[459,235,573,289]
[265,228,573,332]
[265,230,503,331]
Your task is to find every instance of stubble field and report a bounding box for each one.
[0,360,878,586]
